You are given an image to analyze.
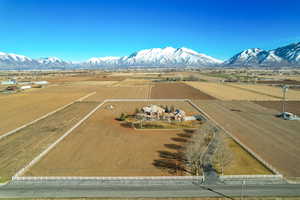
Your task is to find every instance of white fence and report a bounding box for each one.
[13,176,203,181]
[12,98,282,181]
[0,91,96,141]
[104,98,188,102]
[14,100,103,178]
[220,175,283,179]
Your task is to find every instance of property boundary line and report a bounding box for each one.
[220,175,283,179]
[13,99,104,178]
[0,91,96,141]
[13,176,203,181]
[12,98,282,181]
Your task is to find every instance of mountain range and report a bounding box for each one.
[0,42,299,69]
[225,42,300,67]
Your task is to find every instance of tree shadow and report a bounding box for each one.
[183,129,196,134]
[176,129,195,138]
[153,130,192,175]
[171,137,188,143]
[177,133,192,138]
[153,159,185,174]
[120,122,133,128]
[164,143,184,150]
[158,150,186,162]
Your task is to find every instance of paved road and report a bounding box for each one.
[1,181,300,198]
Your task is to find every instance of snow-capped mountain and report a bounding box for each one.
[86,47,222,67]
[225,42,300,67]
[0,52,69,69]
[0,52,36,66]
[274,42,300,64]
[86,56,120,66]
[1,42,299,70]
[37,57,68,65]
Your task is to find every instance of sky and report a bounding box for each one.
[0,0,299,61]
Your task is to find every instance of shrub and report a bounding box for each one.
[118,113,127,121]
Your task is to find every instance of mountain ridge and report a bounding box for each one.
[225,42,300,67]
[0,42,299,69]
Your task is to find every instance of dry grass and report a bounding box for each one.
[185,82,278,100]
[229,83,300,100]
[223,136,272,175]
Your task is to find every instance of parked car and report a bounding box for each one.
[276,112,300,120]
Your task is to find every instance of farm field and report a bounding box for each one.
[150,82,215,100]
[228,83,300,100]
[45,75,125,83]
[253,101,300,116]
[0,102,99,182]
[0,85,95,136]
[185,82,277,100]
[24,101,197,177]
[25,101,269,177]
[85,85,152,101]
[224,136,271,175]
[193,100,300,178]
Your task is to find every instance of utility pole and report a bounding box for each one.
[282,85,289,113]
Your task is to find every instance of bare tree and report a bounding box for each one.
[183,123,216,175]
[212,134,233,175]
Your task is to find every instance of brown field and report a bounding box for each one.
[113,78,153,86]
[85,86,151,101]
[257,79,300,85]
[25,101,269,177]
[0,85,95,136]
[253,101,300,116]
[185,82,278,100]
[229,83,300,100]
[24,101,197,177]
[150,82,215,100]
[193,100,300,178]
[0,102,98,182]
[45,75,125,83]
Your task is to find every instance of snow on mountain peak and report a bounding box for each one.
[225,42,300,66]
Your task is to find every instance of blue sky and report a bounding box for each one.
[0,0,299,61]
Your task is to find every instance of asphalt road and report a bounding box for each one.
[1,181,300,198]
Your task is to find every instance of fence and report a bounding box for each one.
[13,100,104,178]
[12,98,282,181]
[220,175,283,179]
[13,176,203,181]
